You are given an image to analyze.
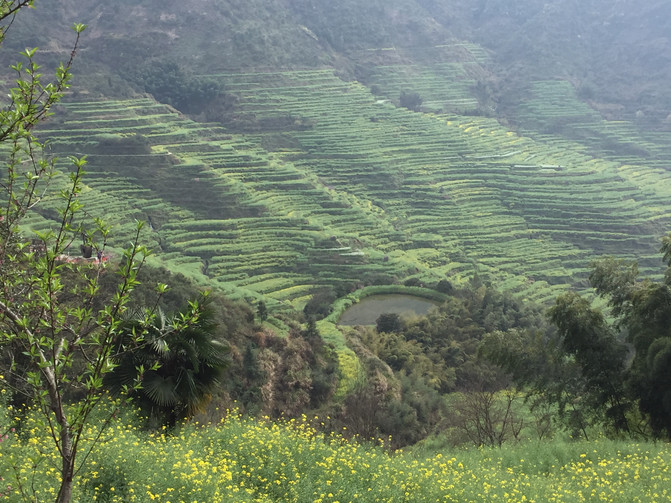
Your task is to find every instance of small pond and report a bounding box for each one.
[338,294,439,326]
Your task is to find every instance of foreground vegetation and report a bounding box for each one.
[1,399,669,503]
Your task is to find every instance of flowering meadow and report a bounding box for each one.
[1,397,670,502]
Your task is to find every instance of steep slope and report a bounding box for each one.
[32,66,671,310]
[8,0,671,120]
[4,0,670,311]
[420,0,671,123]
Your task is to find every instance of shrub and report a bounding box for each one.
[400,90,423,111]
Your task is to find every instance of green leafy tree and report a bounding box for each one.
[132,59,222,114]
[376,312,402,333]
[0,6,155,500]
[481,295,631,439]
[589,244,671,438]
[549,292,630,435]
[399,90,422,111]
[257,299,268,322]
[480,328,588,438]
[483,236,671,440]
[239,342,264,413]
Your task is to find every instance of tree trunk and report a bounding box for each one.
[56,446,75,503]
[45,368,75,503]
[54,410,75,503]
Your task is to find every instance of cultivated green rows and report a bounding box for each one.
[33,68,671,309]
[215,69,671,299]
[37,97,414,307]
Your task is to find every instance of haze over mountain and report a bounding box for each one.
[6,5,671,496]
[5,0,671,308]
[11,0,671,122]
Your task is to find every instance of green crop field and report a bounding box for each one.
[32,52,671,314]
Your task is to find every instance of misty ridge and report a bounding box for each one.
[7,0,671,121]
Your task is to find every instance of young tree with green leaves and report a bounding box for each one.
[0,3,168,501]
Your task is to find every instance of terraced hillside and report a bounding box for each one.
[32,61,671,311]
[35,99,413,312]
[216,66,671,299]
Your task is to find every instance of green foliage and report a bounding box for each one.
[344,283,548,447]
[587,238,671,438]
[302,287,337,320]
[399,90,423,112]
[375,312,402,333]
[2,0,670,317]
[0,10,146,501]
[238,342,264,413]
[407,285,545,391]
[381,373,446,447]
[334,348,362,399]
[549,291,630,435]
[479,327,584,435]
[106,294,229,426]
[447,389,525,447]
[435,279,454,294]
[256,299,268,322]
[482,303,632,439]
[484,234,671,440]
[30,62,671,309]
[131,59,222,114]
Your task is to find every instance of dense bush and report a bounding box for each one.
[303,288,338,320]
[400,90,423,111]
[132,59,223,114]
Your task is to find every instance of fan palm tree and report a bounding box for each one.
[107,295,229,426]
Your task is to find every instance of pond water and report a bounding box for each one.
[338,294,439,326]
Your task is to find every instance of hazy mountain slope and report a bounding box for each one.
[30,67,671,310]
[8,0,670,124]
[3,0,331,81]
[5,0,671,310]
[460,0,671,123]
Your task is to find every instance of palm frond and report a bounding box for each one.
[143,372,178,407]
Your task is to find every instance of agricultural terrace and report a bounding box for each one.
[214,66,671,299]
[34,61,671,310]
